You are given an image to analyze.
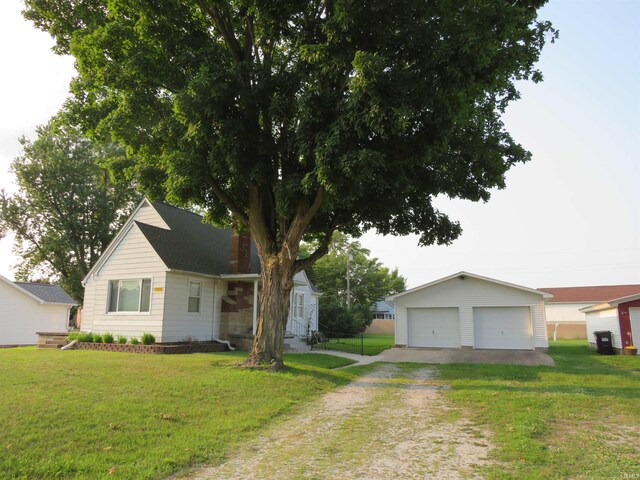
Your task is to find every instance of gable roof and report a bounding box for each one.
[373,300,394,312]
[538,285,640,303]
[0,275,76,305]
[388,271,553,301]
[580,293,640,313]
[135,202,260,277]
[14,282,77,305]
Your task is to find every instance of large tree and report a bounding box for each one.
[24,0,556,369]
[0,117,139,303]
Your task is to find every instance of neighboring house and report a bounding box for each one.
[81,199,319,346]
[581,293,640,352]
[365,300,395,335]
[389,271,551,351]
[538,285,640,340]
[0,275,76,346]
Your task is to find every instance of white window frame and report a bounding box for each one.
[293,292,304,319]
[188,279,202,314]
[106,278,152,314]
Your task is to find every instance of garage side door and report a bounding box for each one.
[407,307,460,348]
[473,307,532,350]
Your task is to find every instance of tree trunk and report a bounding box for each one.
[245,254,294,371]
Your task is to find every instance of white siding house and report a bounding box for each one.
[389,272,551,351]
[81,199,318,346]
[0,275,76,346]
[582,293,640,352]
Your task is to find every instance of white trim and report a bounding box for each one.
[106,277,153,314]
[387,271,553,301]
[187,279,202,314]
[83,198,150,283]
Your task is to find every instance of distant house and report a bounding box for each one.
[538,285,640,340]
[581,293,640,352]
[365,300,395,335]
[81,199,319,347]
[0,275,76,346]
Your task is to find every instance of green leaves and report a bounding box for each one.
[0,115,140,303]
[23,0,556,249]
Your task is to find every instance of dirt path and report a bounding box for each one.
[178,365,493,479]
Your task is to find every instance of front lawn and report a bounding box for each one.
[0,348,355,479]
[435,340,640,478]
[317,334,395,356]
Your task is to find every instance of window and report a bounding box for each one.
[108,279,151,313]
[188,280,201,313]
[293,293,304,319]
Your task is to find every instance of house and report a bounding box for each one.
[365,300,395,335]
[581,293,640,352]
[538,284,640,340]
[0,275,76,346]
[388,271,551,351]
[81,199,319,347]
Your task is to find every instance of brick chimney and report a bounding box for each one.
[230,231,251,274]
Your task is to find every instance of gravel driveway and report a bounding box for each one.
[178,364,494,479]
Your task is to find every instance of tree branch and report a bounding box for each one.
[195,0,243,63]
[294,228,335,273]
[204,173,249,226]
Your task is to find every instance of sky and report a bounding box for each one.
[0,0,638,289]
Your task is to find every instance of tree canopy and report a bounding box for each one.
[304,232,406,334]
[24,0,556,368]
[0,117,140,303]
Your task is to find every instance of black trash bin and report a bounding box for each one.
[594,330,614,355]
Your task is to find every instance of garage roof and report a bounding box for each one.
[0,275,76,305]
[388,271,553,301]
[580,293,640,313]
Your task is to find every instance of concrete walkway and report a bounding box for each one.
[295,346,555,367]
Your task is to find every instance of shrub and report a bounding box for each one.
[117,336,127,344]
[91,333,103,343]
[141,333,155,345]
[102,332,114,344]
[66,332,80,341]
[319,301,373,336]
[77,332,93,342]
[130,337,140,345]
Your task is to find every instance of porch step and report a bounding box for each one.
[284,336,311,352]
[38,343,62,349]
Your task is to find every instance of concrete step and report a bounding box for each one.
[37,344,61,349]
[284,336,311,352]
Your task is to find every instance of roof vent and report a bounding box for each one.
[459,274,467,280]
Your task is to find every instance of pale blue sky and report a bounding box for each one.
[0,0,638,288]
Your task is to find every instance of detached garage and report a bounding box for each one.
[0,275,76,346]
[389,272,551,351]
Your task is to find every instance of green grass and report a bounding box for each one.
[319,334,395,356]
[433,340,640,479]
[0,348,356,479]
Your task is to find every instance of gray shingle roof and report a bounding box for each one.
[14,283,76,305]
[136,202,260,276]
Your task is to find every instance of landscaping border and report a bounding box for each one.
[75,342,227,354]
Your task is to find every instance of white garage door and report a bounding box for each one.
[473,307,532,350]
[407,308,460,348]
